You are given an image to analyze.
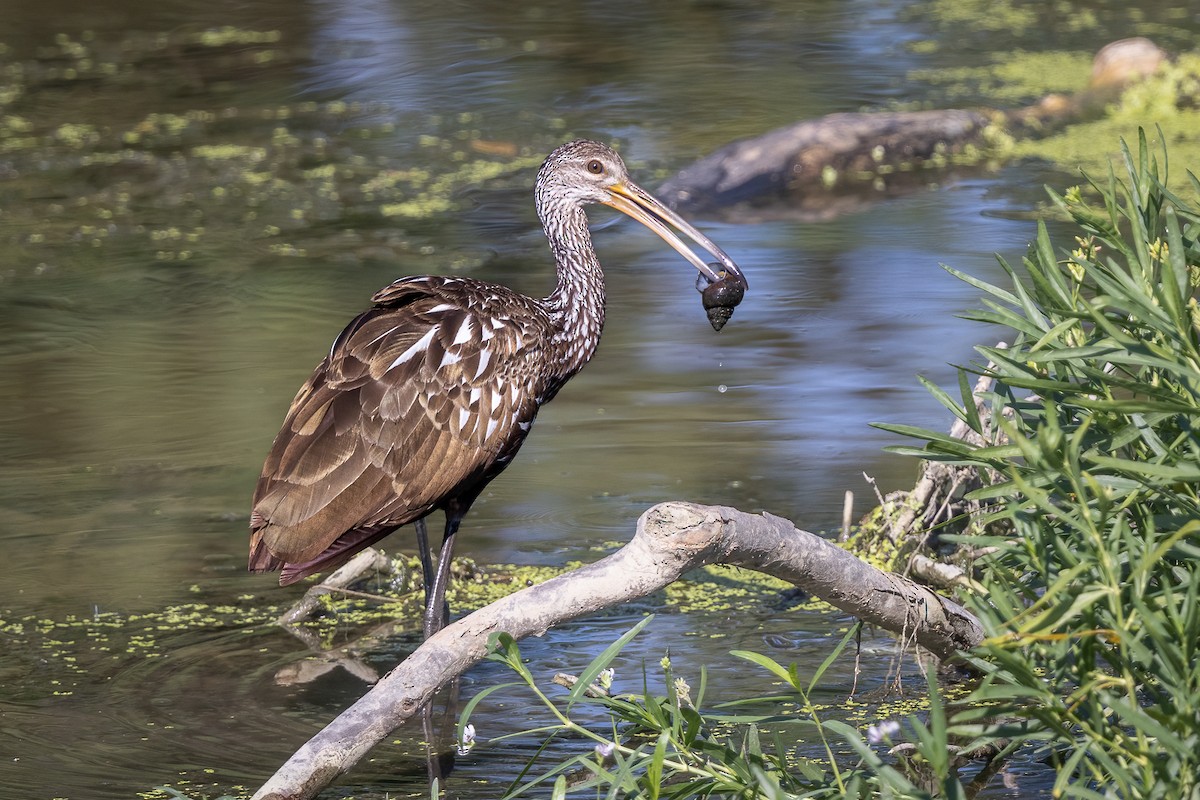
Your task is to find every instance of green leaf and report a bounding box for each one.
[1030,219,1073,309]
[729,650,796,688]
[917,373,970,424]
[1159,205,1189,329]
[807,622,860,695]
[458,680,533,745]
[1085,454,1200,482]
[485,632,535,684]
[567,614,654,708]
[870,422,976,454]
[645,729,669,800]
[942,262,1021,306]
[958,368,983,433]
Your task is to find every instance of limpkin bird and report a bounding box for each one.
[249,139,747,638]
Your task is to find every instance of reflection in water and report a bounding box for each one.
[1,0,1187,796]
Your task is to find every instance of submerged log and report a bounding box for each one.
[251,502,982,800]
[660,37,1167,219]
[658,109,995,216]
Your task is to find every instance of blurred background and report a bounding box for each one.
[1,1,1198,797]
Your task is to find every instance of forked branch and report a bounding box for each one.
[252,501,983,800]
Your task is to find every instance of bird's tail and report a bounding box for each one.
[247,524,286,574]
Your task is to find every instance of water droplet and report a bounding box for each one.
[717,384,728,393]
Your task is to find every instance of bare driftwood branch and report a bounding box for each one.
[276,548,395,626]
[252,502,982,800]
[907,554,985,594]
[658,109,994,219]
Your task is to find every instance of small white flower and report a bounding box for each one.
[866,720,901,744]
[673,677,693,708]
[598,668,615,690]
[594,741,616,760]
[457,723,476,756]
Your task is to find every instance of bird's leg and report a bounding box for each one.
[415,517,435,601]
[422,515,462,639]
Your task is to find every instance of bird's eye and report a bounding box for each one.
[586,159,604,175]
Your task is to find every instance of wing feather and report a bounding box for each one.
[250,277,550,579]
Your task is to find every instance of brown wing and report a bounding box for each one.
[249,277,548,579]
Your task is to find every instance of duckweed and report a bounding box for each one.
[0,27,569,275]
[909,50,1094,104]
[1012,55,1200,174]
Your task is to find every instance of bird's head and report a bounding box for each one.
[536,139,748,296]
[536,139,632,209]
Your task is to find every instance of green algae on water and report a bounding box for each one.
[1012,53,1200,175]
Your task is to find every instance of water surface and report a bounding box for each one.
[1,1,1195,797]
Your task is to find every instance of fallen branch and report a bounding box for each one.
[252,501,982,800]
[275,548,396,626]
[907,553,985,595]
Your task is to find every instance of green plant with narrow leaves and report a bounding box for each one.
[877,129,1200,798]
[458,618,936,796]
[462,617,963,799]
[462,616,818,799]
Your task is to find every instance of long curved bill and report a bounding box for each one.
[602,180,748,290]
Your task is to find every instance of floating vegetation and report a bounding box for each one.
[908,49,1094,105]
[911,0,1042,37]
[1010,52,1200,175]
[903,40,1200,177]
[0,599,281,702]
[0,26,572,283]
[0,547,839,707]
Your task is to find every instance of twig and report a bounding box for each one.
[312,584,410,605]
[862,472,886,507]
[275,548,396,626]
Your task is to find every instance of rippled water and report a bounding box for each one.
[2,0,1196,797]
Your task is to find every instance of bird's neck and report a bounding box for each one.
[542,205,606,380]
